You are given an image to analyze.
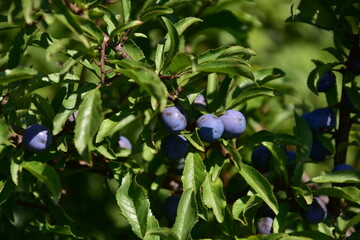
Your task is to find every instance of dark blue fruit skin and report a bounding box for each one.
[196,114,224,143]
[165,195,180,222]
[303,197,327,224]
[332,163,354,172]
[257,217,273,235]
[317,71,336,93]
[161,135,189,160]
[309,137,331,162]
[118,136,132,150]
[161,106,188,132]
[251,146,272,172]
[302,108,336,133]
[286,150,297,175]
[23,124,52,153]
[220,109,246,139]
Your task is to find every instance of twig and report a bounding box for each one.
[99,34,109,85]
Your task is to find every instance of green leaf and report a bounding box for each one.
[232,195,262,226]
[140,6,173,22]
[0,22,20,31]
[33,94,55,129]
[290,231,334,240]
[239,163,279,215]
[43,221,83,239]
[0,67,38,86]
[116,173,159,239]
[77,16,104,43]
[96,5,119,34]
[182,152,206,191]
[206,73,218,113]
[0,119,9,145]
[172,188,198,240]
[46,38,93,61]
[292,112,312,186]
[227,86,277,109]
[239,130,300,147]
[223,142,242,169]
[197,60,254,80]
[315,186,360,204]
[292,184,313,205]
[22,161,61,204]
[254,67,285,85]
[113,59,168,111]
[121,0,131,23]
[123,39,146,61]
[311,171,360,185]
[0,179,13,206]
[262,142,288,186]
[273,202,289,233]
[165,53,192,74]
[202,174,227,223]
[197,46,256,64]
[96,109,137,143]
[93,139,117,160]
[74,89,103,158]
[146,228,179,240]
[162,17,180,67]
[110,20,143,39]
[175,17,203,35]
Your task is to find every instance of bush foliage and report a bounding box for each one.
[0,0,359,239]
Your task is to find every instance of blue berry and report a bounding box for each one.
[118,136,132,150]
[188,93,207,110]
[161,106,188,132]
[309,137,331,162]
[332,163,354,172]
[303,197,327,224]
[161,134,189,160]
[23,124,52,153]
[286,150,297,175]
[302,108,336,133]
[257,217,273,235]
[220,109,246,139]
[196,114,224,143]
[317,71,336,92]
[251,146,272,172]
[165,195,180,223]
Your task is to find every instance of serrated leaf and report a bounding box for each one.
[77,16,104,43]
[113,59,167,110]
[175,17,203,35]
[202,174,227,223]
[292,112,312,186]
[273,202,289,233]
[110,20,143,39]
[197,60,254,80]
[165,53,192,74]
[239,163,279,215]
[227,86,277,109]
[239,130,300,147]
[96,109,137,143]
[46,38,92,61]
[140,6,173,23]
[310,170,360,184]
[97,5,118,33]
[22,161,61,204]
[74,89,103,158]
[172,188,198,240]
[224,142,242,169]
[121,0,131,23]
[123,39,146,61]
[116,173,159,238]
[232,195,262,226]
[182,152,206,191]
[197,46,256,64]
[315,186,360,204]
[162,17,180,67]
[292,184,313,205]
[0,67,38,86]
[254,67,285,85]
[146,228,179,240]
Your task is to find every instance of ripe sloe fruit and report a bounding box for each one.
[303,197,327,224]
[196,114,224,143]
[188,93,207,110]
[161,106,187,132]
[23,124,52,153]
[118,136,132,150]
[302,108,336,133]
[161,134,189,160]
[220,109,246,139]
[165,195,180,223]
[309,137,331,162]
[257,217,273,235]
[317,71,336,93]
[251,146,272,172]
[332,163,354,172]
